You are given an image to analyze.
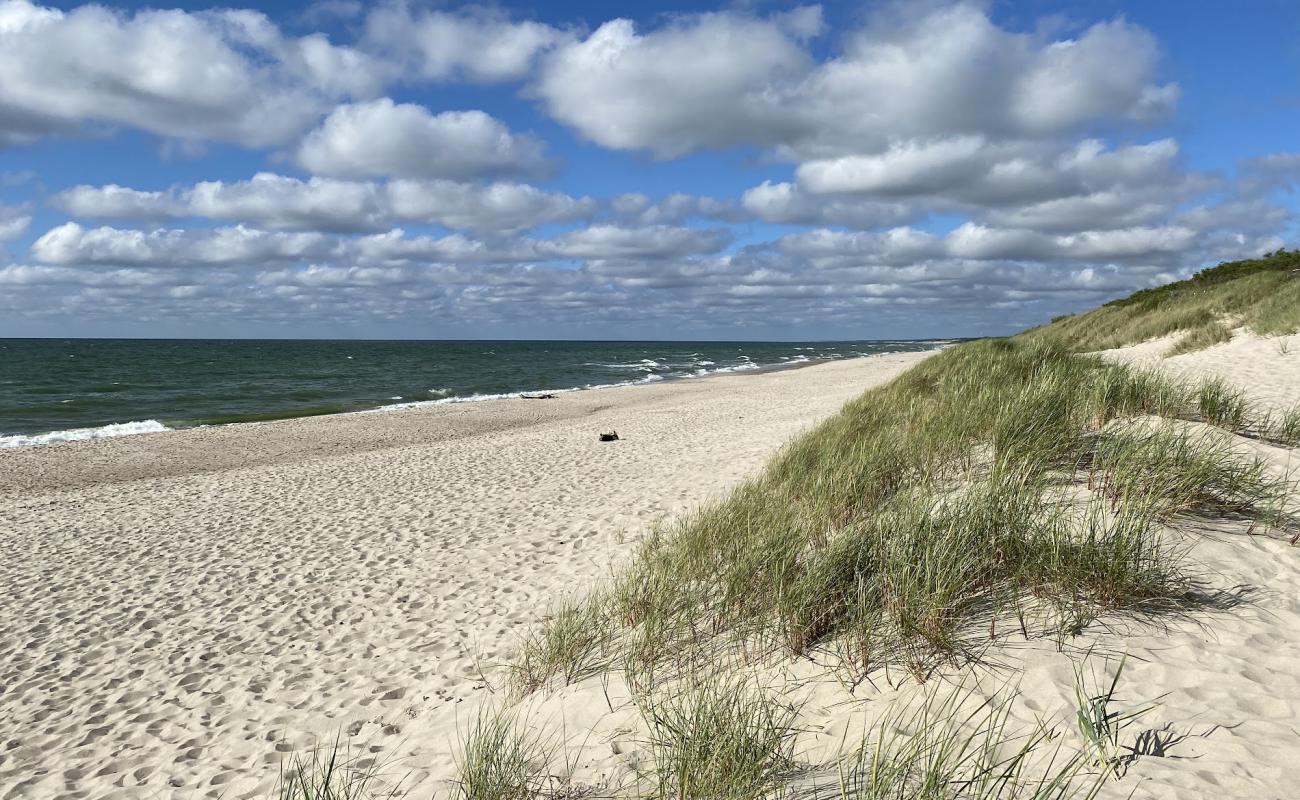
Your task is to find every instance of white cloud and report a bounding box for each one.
[0,209,30,243]
[297,99,548,179]
[535,13,812,157]
[536,224,731,260]
[384,179,593,233]
[534,4,1175,160]
[57,173,594,234]
[741,181,916,228]
[779,221,1206,267]
[607,193,742,225]
[56,185,175,219]
[0,0,383,147]
[795,139,1185,204]
[362,2,568,83]
[795,137,991,195]
[31,222,334,266]
[29,222,732,268]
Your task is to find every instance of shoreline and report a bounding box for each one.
[0,347,948,452]
[0,352,930,495]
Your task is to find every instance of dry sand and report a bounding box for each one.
[5,333,1299,800]
[0,352,929,800]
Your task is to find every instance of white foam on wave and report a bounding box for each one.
[368,373,673,413]
[0,419,171,449]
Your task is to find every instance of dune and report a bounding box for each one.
[447,333,1300,800]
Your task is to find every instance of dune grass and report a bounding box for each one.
[509,599,612,696]
[452,709,552,800]
[1071,656,1152,779]
[1028,249,1300,353]
[1091,423,1288,521]
[1195,378,1249,431]
[273,738,407,800]
[1167,319,1233,356]
[640,677,800,800]
[512,337,1292,696]
[836,684,1107,800]
[1277,405,1300,445]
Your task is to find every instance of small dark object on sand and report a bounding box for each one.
[522,393,557,400]
[599,431,620,442]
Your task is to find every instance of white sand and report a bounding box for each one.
[0,353,929,799]
[1098,328,1300,411]
[5,335,1299,800]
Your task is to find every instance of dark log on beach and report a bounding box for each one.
[522,393,557,400]
[599,431,620,442]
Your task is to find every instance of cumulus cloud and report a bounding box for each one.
[29,222,733,268]
[742,137,1212,234]
[741,181,918,229]
[362,2,569,82]
[57,173,593,234]
[0,0,388,147]
[608,193,744,225]
[536,225,731,261]
[535,12,814,156]
[383,180,594,233]
[534,4,1175,159]
[297,99,549,179]
[795,139,1187,204]
[0,207,30,244]
[779,221,1206,268]
[31,222,334,266]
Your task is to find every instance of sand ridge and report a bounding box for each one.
[0,353,930,799]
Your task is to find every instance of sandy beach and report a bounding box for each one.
[0,352,931,799]
[4,333,1300,800]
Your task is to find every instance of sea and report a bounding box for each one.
[0,338,950,448]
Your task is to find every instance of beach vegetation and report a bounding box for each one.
[640,676,799,800]
[452,708,551,800]
[480,250,1297,799]
[1277,404,1300,445]
[1072,655,1152,778]
[273,737,407,800]
[512,336,1293,698]
[1167,319,1233,355]
[509,598,613,696]
[835,683,1109,800]
[1195,377,1248,431]
[1026,249,1300,353]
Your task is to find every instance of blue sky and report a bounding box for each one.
[0,0,1297,340]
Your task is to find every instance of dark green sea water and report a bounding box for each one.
[0,339,949,447]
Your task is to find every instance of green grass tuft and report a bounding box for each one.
[1196,378,1248,430]
[1167,319,1233,355]
[509,598,612,696]
[642,677,799,800]
[837,682,1107,800]
[273,738,407,800]
[452,709,550,800]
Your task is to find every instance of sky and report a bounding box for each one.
[0,0,1298,341]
